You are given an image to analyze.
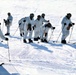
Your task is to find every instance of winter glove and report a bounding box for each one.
[45,23,51,28]
[4,19,7,23]
[5,38,9,41]
[72,23,75,25]
[33,26,34,30]
[64,23,66,26]
[27,23,31,31]
[47,20,49,22]
[23,20,26,22]
[69,23,72,27]
[33,25,36,30]
[53,27,55,29]
[19,23,21,25]
[3,19,6,22]
[7,19,10,23]
[45,24,48,27]
[20,32,24,37]
[4,19,9,25]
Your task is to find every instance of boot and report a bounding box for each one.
[37,37,40,40]
[34,38,38,41]
[29,39,33,43]
[41,39,44,42]
[61,40,66,44]
[20,32,24,37]
[44,39,48,43]
[5,33,10,36]
[20,33,22,37]
[23,39,27,43]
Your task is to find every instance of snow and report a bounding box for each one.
[0,0,76,75]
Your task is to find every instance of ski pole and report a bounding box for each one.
[7,41,11,62]
[48,29,54,41]
[34,7,38,13]
[2,20,5,32]
[55,25,66,43]
[34,1,39,13]
[68,25,74,43]
[55,31,62,43]
[0,23,3,42]
[0,23,2,42]
[0,22,1,29]
[12,26,19,36]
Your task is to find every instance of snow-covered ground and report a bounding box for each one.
[0,0,76,75]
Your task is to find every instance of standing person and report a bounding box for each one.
[18,17,26,37]
[33,15,42,41]
[61,13,75,44]
[33,14,49,41]
[0,23,8,41]
[23,13,34,43]
[40,13,49,37]
[4,12,13,36]
[41,22,55,43]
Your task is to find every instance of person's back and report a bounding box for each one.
[25,16,34,27]
[61,16,72,30]
[23,13,34,43]
[18,17,26,36]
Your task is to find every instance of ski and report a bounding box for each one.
[72,42,76,44]
[52,41,76,45]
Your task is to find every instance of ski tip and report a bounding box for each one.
[0,63,4,66]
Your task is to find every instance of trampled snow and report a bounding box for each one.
[0,0,76,75]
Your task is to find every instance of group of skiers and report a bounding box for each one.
[0,12,75,44]
[18,13,55,43]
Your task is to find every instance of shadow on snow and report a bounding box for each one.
[49,42,63,47]
[9,35,21,40]
[30,43,53,53]
[49,41,76,49]
[0,42,8,49]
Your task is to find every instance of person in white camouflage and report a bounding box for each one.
[23,13,34,43]
[61,13,75,44]
[4,12,13,36]
[0,23,8,41]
